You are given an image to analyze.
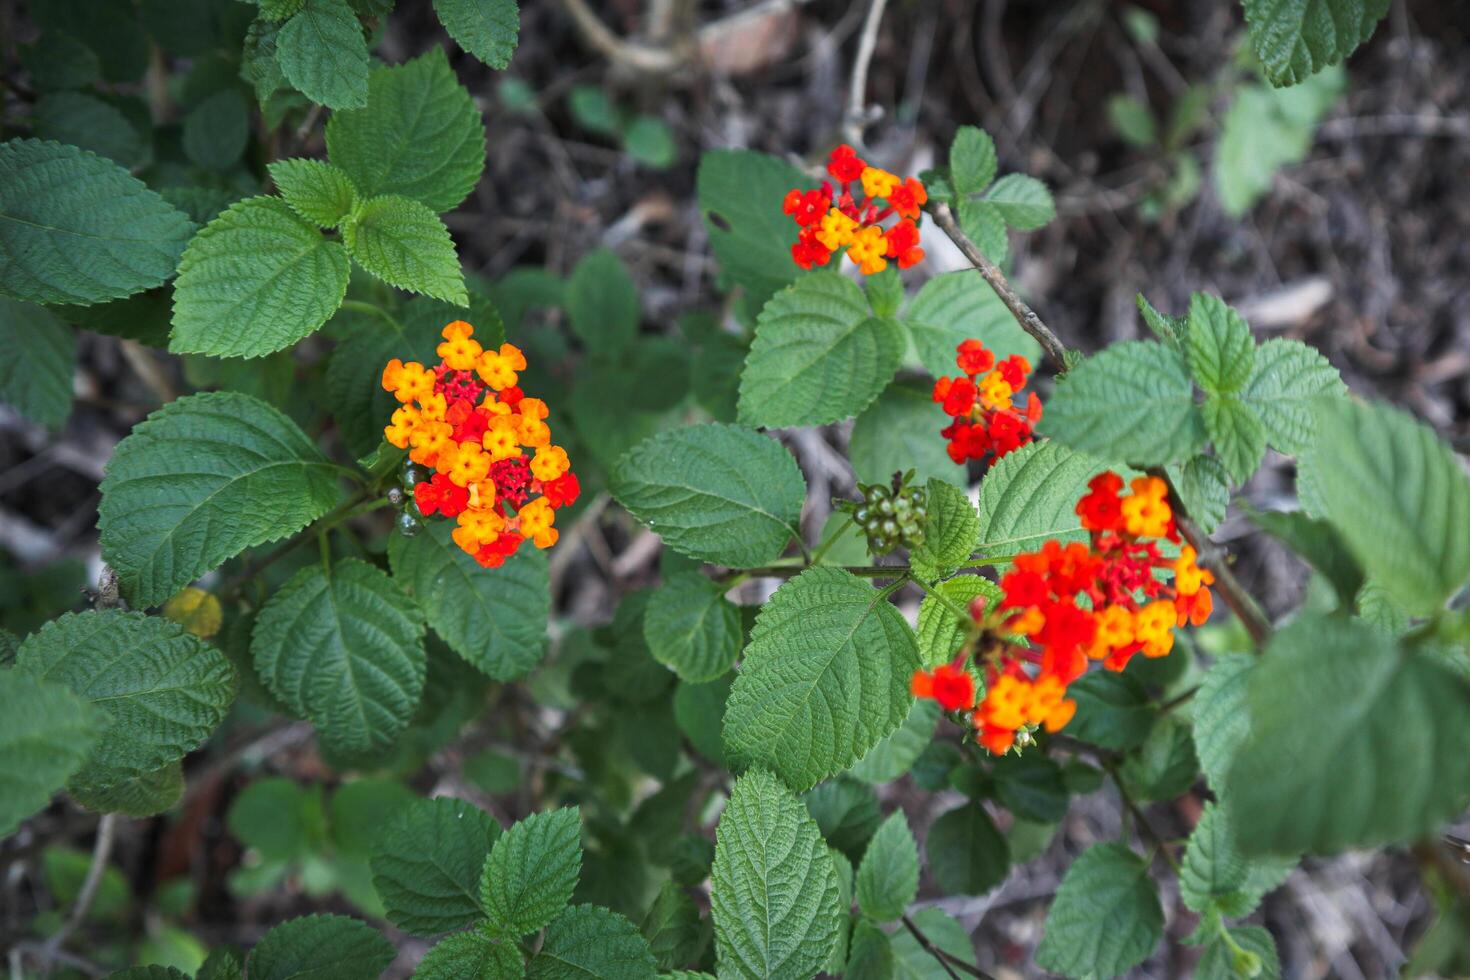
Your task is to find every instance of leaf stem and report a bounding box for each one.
[911,576,973,622]
[36,814,116,967]
[899,913,996,980]
[1107,764,1181,875]
[735,562,908,580]
[222,490,389,594]
[338,299,405,334]
[810,516,856,565]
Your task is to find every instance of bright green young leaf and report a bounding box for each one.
[34,92,149,170]
[268,158,359,228]
[343,195,467,305]
[1186,293,1255,395]
[70,759,184,818]
[1180,803,1295,922]
[915,575,999,668]
[1192,653,1253,793]
[643,572,741,683]
[371,796,502,935]
[0,298,74,428]
[983,174,1055,230]
[247,914,394,980]
[697,150,814,307]
[1136,293,1188,347]
[723,568,919,792]
[849,382,965,487]
[611,424,806,568]
[910,479,979,581]
[567,247,638,357]
[850,699,940,784]
[1035,842,1162,978]
[390,524,549,679]
[252,559,427,760]
[480,807,583,937]
[170,196,350,357]
[903,270,1041,378]
[326,49,486,212]
[1203,394,1267,484]
[950,126,997,195]
[1242,0,1388,86]
[957,199,1009,264]
[227,777,324,862]
[416,929,523,980]
[530,905,657,980]
[890,908,977,980]
[975,440,1111,556]
[1227,615,1470,854]
[433,0,520,69]
[1042,340,1206,465]
[276,0,369,109]
[1214,71,1343,215]
[738,272,903,428]
[925,803,1009,896]
[0,139,193,305]
[1307,398,1470,615]
[0,670,100,837]
[1240,337,1343,455]
[183,88,249,171]
[1197,926,1281,980]
[856,811,919,922]
[710,769,842,980]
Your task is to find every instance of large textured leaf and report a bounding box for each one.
[0,139,192,305]
[1226,615,1470,855]
[530,905,657,980]
[644,572,741,683]
[247,914,394,980]
[924,803,1009,896]
[417,931,523,980]
[856,811,919,922]
[914,576,998,669]
[723,568,919,792]
[1307,399,1470,615]
[1243,0,1389,86]
[1042,341,1206,465]
[848,382,965,487]
[909,479,979,582]
[611,424,806,569]
[1241,338,1343,454]
[169,196,350,357]
[1185,293,1254,395]
[738,272,902,428]
[902,271,1040,379]
[98,391,341,607]
[326,49,486,213]
[1192,653,1253,793]
[0,670,100,837]
[983,174,1055,230]
[1180,803,1295,921]
[481,807,583,937]
[975,440,1110,556]
[697,150,814,307]
[276,0,369,109]
[0,298,74,428]
[389,523,549,680]
[849,700,939,784]
[17,611,234,789]
[710,769,841,980]
[343,195,467,305]
[434,0,520,69]
[1035,843,1162,978]
[371,796,502,936]
[268,158,359,228]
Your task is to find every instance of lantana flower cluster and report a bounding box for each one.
[381,321,579,568]
[783,144,927,274]
[932,339,1042,464]
[911,473,1215,754]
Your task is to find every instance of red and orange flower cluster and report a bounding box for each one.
[381,321,579,568]
[932,339,1041,464]
[911,473,1215,754]
[783,144,927,275]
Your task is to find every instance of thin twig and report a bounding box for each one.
[558,0,686,75]
[843,0,890,145]
[35,814,117,972]
[900,914,997,980]
[1108,766,1180,874]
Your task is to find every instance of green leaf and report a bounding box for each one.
[1107,94,1158,148]
[975,440,1111,556]
[1136,293,1188,346]
[903,271,1041,379]
[1170,456,1229,534]
[0,298,74,428]
[343,195,467,305]
[1065,671,1156,752]
[1186,293,1255,395]
[623,116,676,169]
[1214,72,1343,214]
[0,670,100,838]
[196,949,245,980]
[389,521,549,680]
[276,0,368,109]
[1035,842,1162,978]
[710,769,842,980]
[910,479,980,582]
[71,760,184,818]
[1248,508,1363,606]
[723,568,919,792]
[641,882,707,971]
[950,126,997,195]
[34,93,149,170]
[247,914,394,980]
[0,139,193,305]
[1203,394,1267,484]
[169,196,350,357]
[372,796,502,936]
[644,572,741,683]
[183,88,249,171]
[674,676,731,765]
[983,174,1055,230]
[416,930,523,980]
[1307,399,1470,615]
[17,610,234,790]
[697,150,814,307]
[1242,0,1388,86]
[434,0,520,69]
[481,807,583,937]
[738,273,903,428]
[326,49,486,212]
[567,248,638,357]
[1192,653,1253,793]
[849,382,965,487]
[890,909,976,980]
[1042,340,1206,465]
[956,199,1008,264]
[1119,717,1199,802]
[21,33,101,92]
[849,699,940,784]
[990,752,1069,823]
[530,905,657,980]
[227,777,324,861]
[253,559,427,760]
[98,391,340,606]
[268,159,359,228]
[1197,926,1280,980]
[856,811,919,922]
[865,267,903,319]
[1180,803,1295,922]
[916,576,999,668]
[924,803,1009,896]
[611,424,806,569]
[1240,338,1343,455]
[802,778,881,858]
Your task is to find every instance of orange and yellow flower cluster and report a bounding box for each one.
[932,339,1041,464]
[783,144,927,275]
[381,321,579,568]
[910,472,1215,754]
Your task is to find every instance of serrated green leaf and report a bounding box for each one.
[1186,293,1255,395]
[1136,293,1188,346]
[183,88,249,171]
[1248,508,1363,606]
[34,93,149,170]
[372,796,502,935]
[434,0,520,68]
[1203,394,1267,484]
[611,424,805,568]
[70,759,184,818]
[711,769,841,980]
[242,19,286,105]
[196,948,244,980]
[738,273,902,428]
[1170,455,1229,534]
[1243,0,1388,86]
[567,248,638,357]
[1307,399,1470,615]
[723,568,919,792]
[1042,340,1206,465]
[844,920,891,980]
[1192,653,1253,793]
[865,267,903,318]
[1065,671,1156,751]
[856,811,919,922]
[0,670,100,837]
[925,803,1009,896]
[975,440,1111,556]
[644,572,741,683]
[228,777,323,861]
[983,174,1054,230]
[416,929,524,980]
[641,882,707,971]
[247,914,394,980]
[169,195,349,357]
[1035,842,1162,978]
[849,382,965,487]
[1120,716,1198,802]
[253,559,427,760]
[1240,338,1343,455]
[531,905,657,980]
[343,195,467,305]
[0,139,193,305]
[910,479,979,582]
[950,126,997,195]
[481,807,583,937]
[276,0,368,109]
[956,199,1008,264]
[890,908,976,980]
[1180,803,1295,923]
[269,158,359,227]
[1197,926,1281,980]
[903,271,1041,379]
[697,150,814,308]
[1227,614,1470,854]
[0,298,74,428]
[849,699,940,784]
[915,575,999,668]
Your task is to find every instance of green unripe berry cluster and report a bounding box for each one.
[851,477,926,556]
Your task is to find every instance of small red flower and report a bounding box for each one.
[499,385,524,408]
[783,188,832,227]
[887,177,928,219]
[911,662,977,711]
[956,339,996,376]
[884,219,925,269]
[827,144,867,183]
[475,532,525,569]
[792,227,834,270]
[542,471,581,509]
[997,355,1031,389]
[1076,471,1125,532]
[415,472,469,518]
[490,457,533,508]
[933,376,978,417]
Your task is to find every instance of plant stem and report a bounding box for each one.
[736,562,907,580]
[222,491,389,594]
[36,814,116,970]
[899,914,996,980]
[1108,765,1180,875]
[338,299,405,334]
[810,516,855,565]
[912,576,973,622]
